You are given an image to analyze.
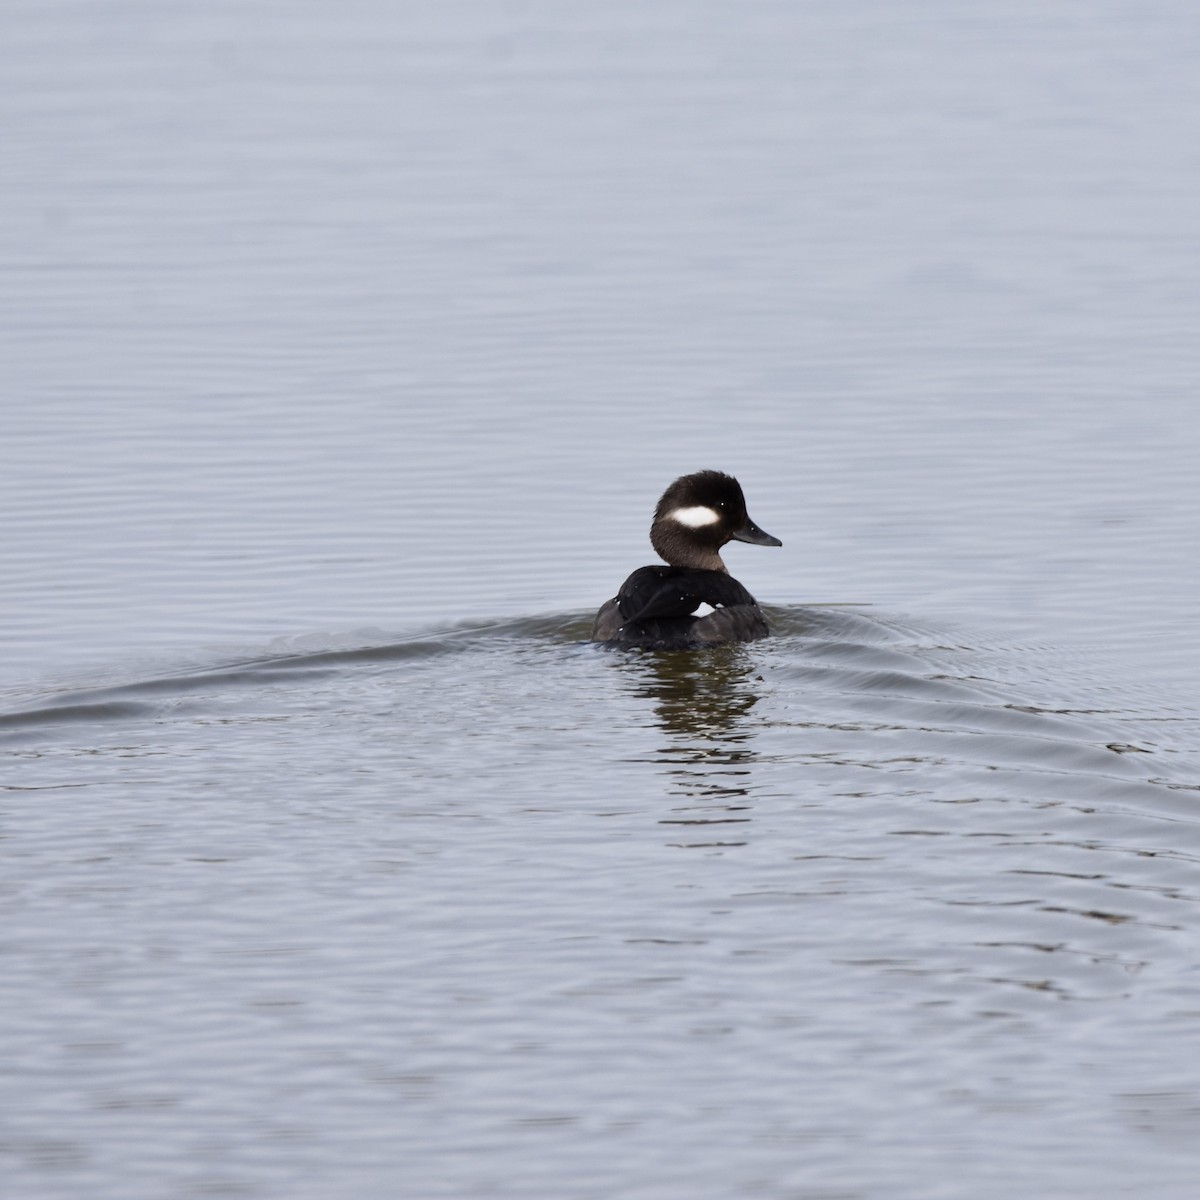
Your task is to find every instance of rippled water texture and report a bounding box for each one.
[4,2,1200,1198]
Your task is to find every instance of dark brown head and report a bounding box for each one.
[649,470,782,571]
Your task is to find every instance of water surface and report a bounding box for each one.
[3,2,1200,1197]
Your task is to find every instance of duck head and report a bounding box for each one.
[649,470,782,572]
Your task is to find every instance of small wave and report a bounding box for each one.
[0,612,595,740]
[2,605,1194,816]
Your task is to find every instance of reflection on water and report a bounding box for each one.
[626,644,761,741]
[620,646,764,840]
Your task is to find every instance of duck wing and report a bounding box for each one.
[616,566,757,624]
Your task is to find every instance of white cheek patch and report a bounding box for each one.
[693,603,717,617]
[670,505,721,528]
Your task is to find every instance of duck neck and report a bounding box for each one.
[650,524,727,573]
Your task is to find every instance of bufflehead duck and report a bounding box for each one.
[591,470,782,648]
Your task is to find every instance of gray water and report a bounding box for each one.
[4,2,1200,1197]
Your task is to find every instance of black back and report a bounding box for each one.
[616,566,758,623]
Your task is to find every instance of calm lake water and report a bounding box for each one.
[4,2,1200,1197]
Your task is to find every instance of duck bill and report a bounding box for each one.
[730,517,782,547]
